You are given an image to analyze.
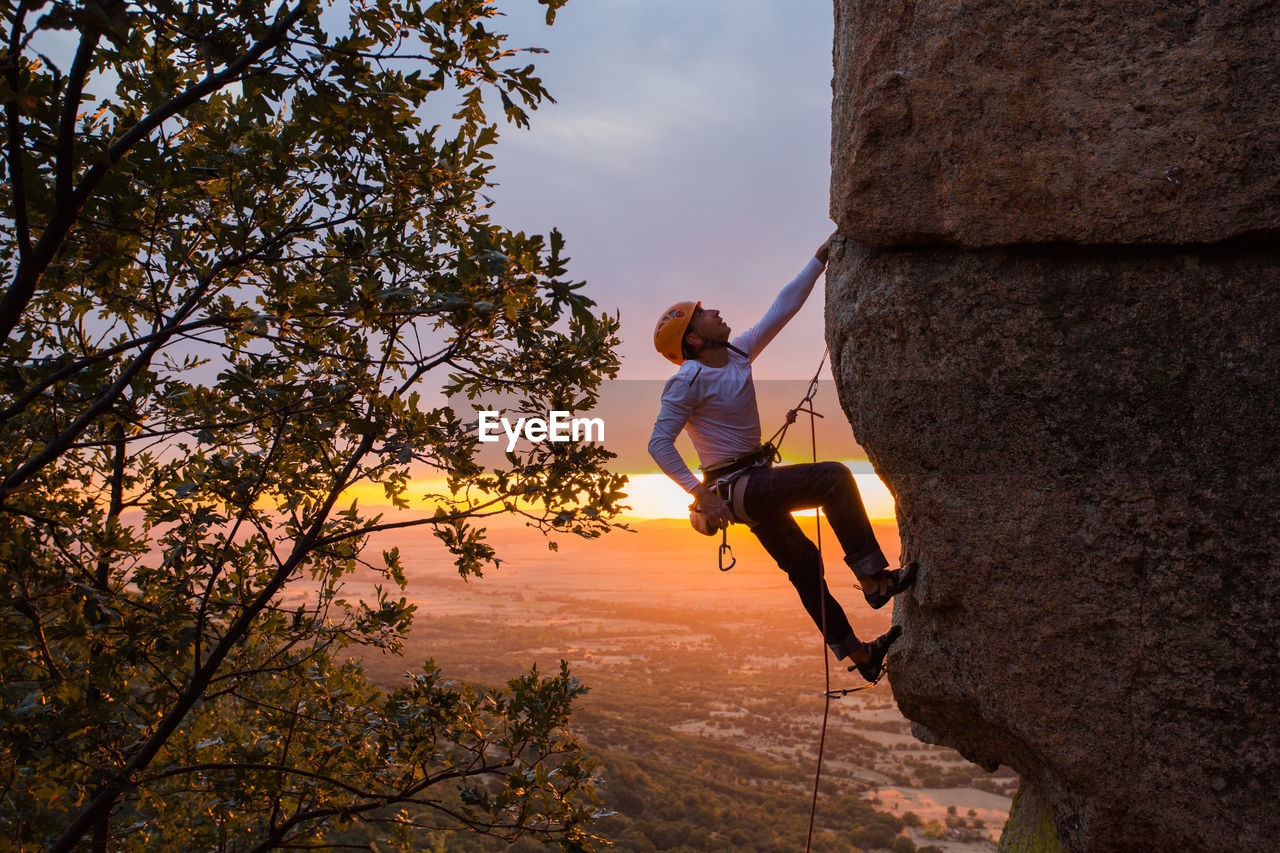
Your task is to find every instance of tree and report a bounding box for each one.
[0,0,625,849]
[891,835,917,853]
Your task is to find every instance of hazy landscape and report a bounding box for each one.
[342,514,1017,851]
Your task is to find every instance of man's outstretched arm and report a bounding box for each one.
[734,231,835,360]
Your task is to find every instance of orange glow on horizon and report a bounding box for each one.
[618,464,897,522]
[338,463,897,523]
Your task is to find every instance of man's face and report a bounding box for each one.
[688,305,730,344]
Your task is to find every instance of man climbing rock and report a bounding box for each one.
[647,232,917,683]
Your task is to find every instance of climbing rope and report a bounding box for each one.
[803,359,830,853]
[704,345,887,849]
[766,347,828,456]
[800,347,886,853]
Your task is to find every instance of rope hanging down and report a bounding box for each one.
[799,347,888,853]
[705,345,889,849]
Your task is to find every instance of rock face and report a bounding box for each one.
[826,2,1280,850]
[831,0,1280,247]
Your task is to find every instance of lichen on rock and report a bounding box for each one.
[1000,781,1063,853]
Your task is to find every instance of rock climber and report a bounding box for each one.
[647,232,917,683]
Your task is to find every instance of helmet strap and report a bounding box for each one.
[708,341,748,358]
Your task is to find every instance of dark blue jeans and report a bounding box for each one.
[740,461,889,644]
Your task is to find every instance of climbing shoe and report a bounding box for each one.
[861,561,919,610]
[848,624,902,683]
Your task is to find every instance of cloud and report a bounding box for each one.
[486,2,839,379]
[498,0,822,174]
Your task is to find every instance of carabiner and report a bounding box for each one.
[718,528,736,572]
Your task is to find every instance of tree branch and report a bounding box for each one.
[310,501,508,549]
[4,0,31,259]
[10,582,63,680]
[0,262,227,496]
[0,211,315,496]
[48,423,378,853]
[193,419,290,678]
[54,24,102,208]
[0,1,310,343]
[62,401,326,450]
[0,316,236,427]
[240,759,523,853]
[140,761,401,800]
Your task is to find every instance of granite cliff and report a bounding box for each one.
[824,2,1280,850]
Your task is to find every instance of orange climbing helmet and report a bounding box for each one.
[654,300,699,365]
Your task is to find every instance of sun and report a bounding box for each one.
[619,464,898,521]
[620,472,694,519]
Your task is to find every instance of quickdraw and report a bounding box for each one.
[823,676,883,699]
[718,529,735,571]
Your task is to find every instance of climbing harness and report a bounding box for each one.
[689,443,774,556]
[697,349,829,571]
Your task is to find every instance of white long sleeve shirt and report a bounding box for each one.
[648,256,825,492]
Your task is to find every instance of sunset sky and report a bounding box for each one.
[37,0,885,523]
[487,1,839,380]
[457,2,894,520]
[33,0,883,524]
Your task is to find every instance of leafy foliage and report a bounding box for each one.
[0,0,622,849]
